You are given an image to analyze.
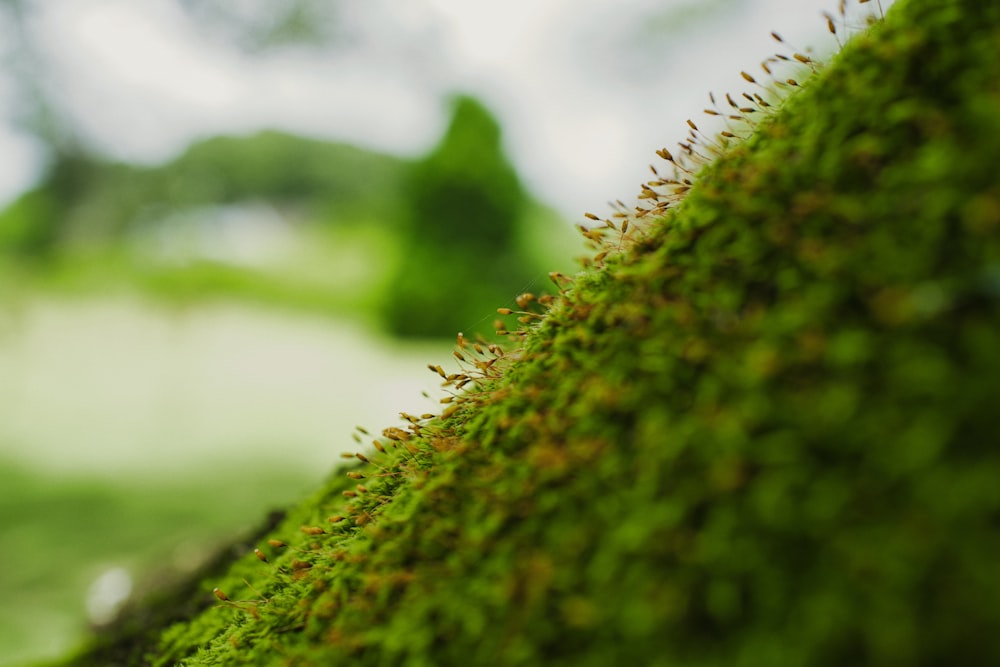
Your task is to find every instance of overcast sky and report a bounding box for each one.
[0,0,887,220]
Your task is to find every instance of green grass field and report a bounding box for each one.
[0,294,461,665]
[0,460,310,666]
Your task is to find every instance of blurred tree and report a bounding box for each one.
[173,0,345,53]
[0,0,348,258]
[0,0,81,153]
[0,132,408,257]
[0,153,93,257]
[0,0,95,256]
[381,95,539,339]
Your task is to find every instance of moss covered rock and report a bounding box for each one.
[60,0,1000,664]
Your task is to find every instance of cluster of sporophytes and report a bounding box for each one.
[60,0,1000,664]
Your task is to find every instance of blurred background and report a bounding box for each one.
[0,0,879,664]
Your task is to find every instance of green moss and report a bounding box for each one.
[57,0,1000,664]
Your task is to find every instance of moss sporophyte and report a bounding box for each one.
[55,0,1000,664]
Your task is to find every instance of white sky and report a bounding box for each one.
[0,0,886,219]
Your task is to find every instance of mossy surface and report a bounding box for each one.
[56,0,1000,664]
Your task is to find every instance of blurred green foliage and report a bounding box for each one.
[173,0,346,53]
[381,95,546,338]
[0,99,575,336]
[0,186,60,255]
[0,132,407,257]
